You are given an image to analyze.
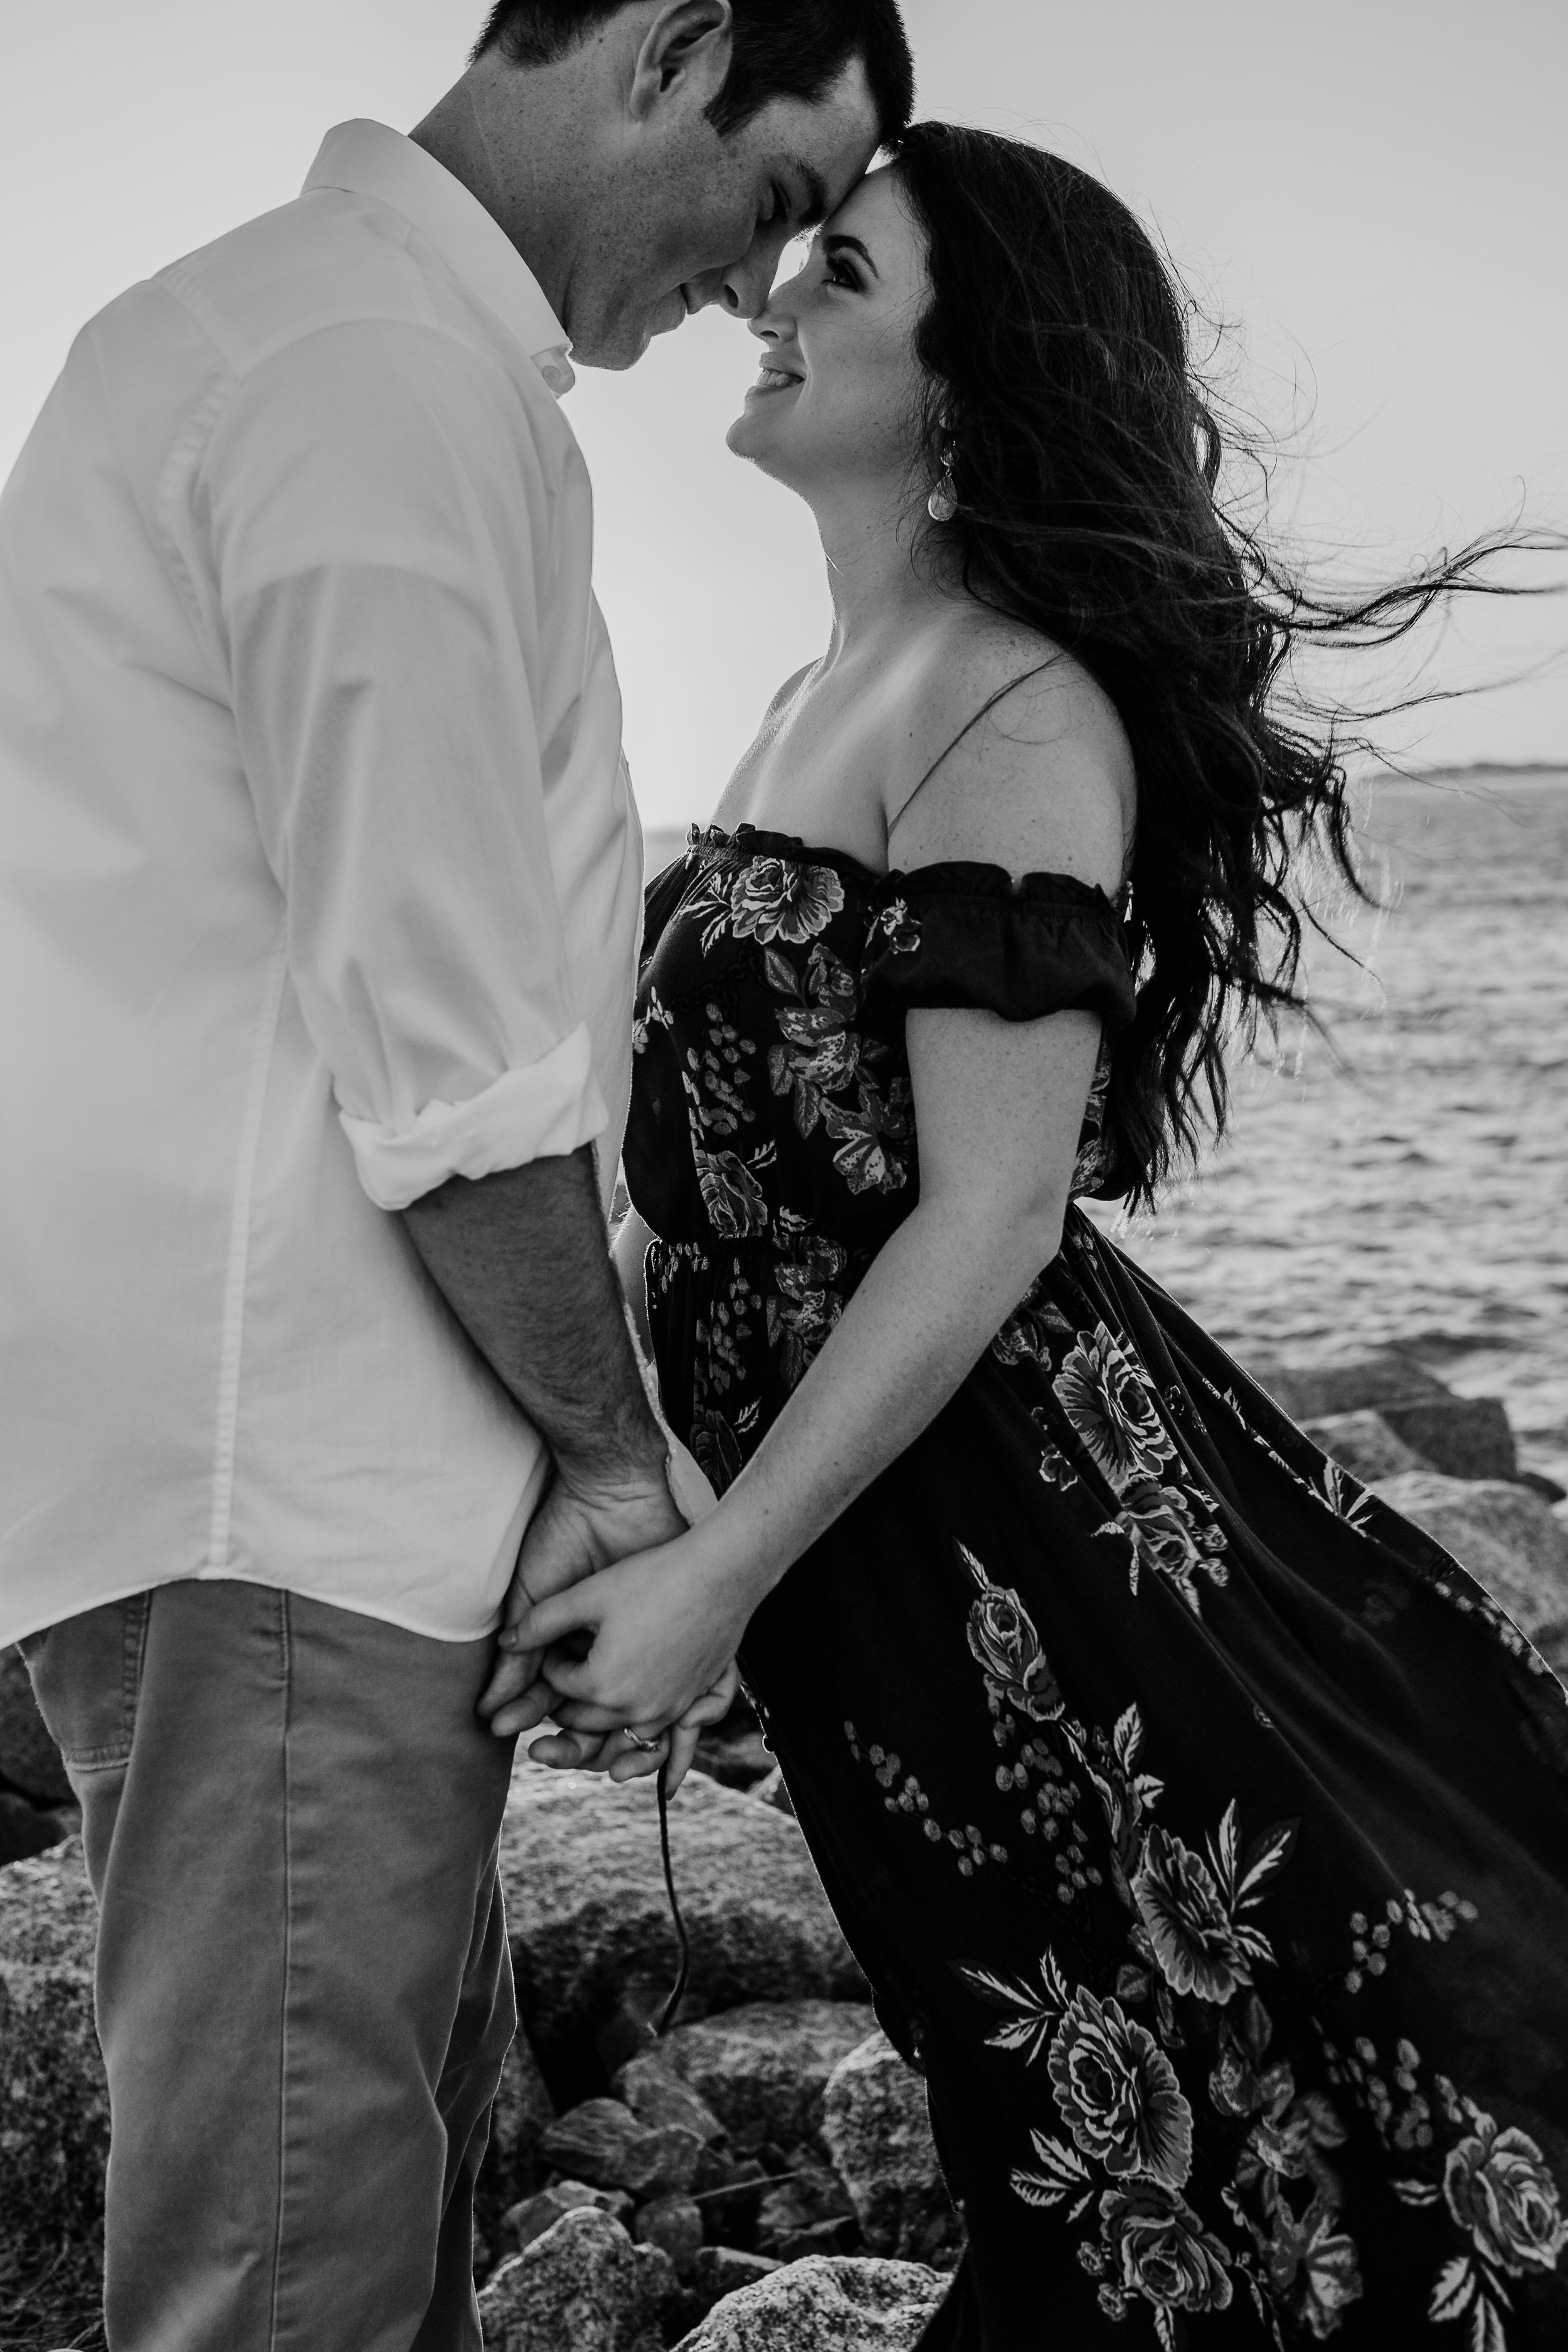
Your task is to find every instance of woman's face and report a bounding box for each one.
[726,166,932,504]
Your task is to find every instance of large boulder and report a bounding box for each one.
[821,2032,951,2260]
[1301,1410,1431,1485]
[0,1839,107,2239]
[479,2205,674,2352]
[1375,1473,1568,1671]
[612,2052,726,2145]
[499,1769,862,2079]
[658,2001,877,2150]
[1253,1352,1451,1422]
[539,2097,702,2196]
[0,1647,73,1805]
[1253,1357,1525,1485]
[1376,1396,1519,1483]
[672,2254,948,2351]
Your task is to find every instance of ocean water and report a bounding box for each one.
[1089,769,1568,1490]
[643,772,1568,1487]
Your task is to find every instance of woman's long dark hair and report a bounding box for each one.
[892,121,1554,1205]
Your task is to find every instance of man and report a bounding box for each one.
[0,2,912,2343]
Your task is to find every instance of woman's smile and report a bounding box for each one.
[749,363,803,397]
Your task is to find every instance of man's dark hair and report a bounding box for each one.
[472,1,914,141]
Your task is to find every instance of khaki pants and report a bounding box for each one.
[23,1581,517,2352]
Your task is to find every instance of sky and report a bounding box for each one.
[3,0,1564,830]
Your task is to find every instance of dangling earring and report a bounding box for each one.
[927,471,958,523]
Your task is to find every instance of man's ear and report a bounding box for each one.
[627,0,734,121]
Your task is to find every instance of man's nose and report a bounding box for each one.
[687,248,776,325]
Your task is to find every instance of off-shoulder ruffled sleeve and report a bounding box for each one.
[860,865,1137,1032]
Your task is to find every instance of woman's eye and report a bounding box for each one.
[825,258,858,290]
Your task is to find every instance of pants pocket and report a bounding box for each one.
[24,1592,151,1772]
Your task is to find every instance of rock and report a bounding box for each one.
[1377,1396,1519,1483]
[1301,1410,1432,1484]
[754,2178,815,2252]
[748,1767,795,1820]
[484,2029,555,2208]
[499,1769,862,2076]
[691,2247,781,2301]
[692,2149,768,2241]
[783,2141,857,2225]
[672,2253,949,2351]
[633,2192,705,2275]
[692,1727,775,1789]
[658,2001,878,2150]
[498,2181,632,2256]
[538,2098,701,2197]
[479,2206,674,2352]
[0,1648,73,1806]
[0,1788,73,1867]
[1253,1352,1451,1422]
[596,1977,692,2077]
[780,2217,861,2260]
[1375,1473,1568,1664]
[0,1840,107,2239]
[822,2033,951,2260]
[612,2052,726,2144]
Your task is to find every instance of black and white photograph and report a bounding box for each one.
[1,5,1565,2349]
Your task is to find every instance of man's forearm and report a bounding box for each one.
[402,1147,665,1486]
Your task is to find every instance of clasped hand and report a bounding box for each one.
[479,1474,751,1791]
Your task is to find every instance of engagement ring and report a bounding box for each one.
[621,1727,663,1752]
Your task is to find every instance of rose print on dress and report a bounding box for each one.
[692,1146,771,1239]
[958,1539,1064,1721]
[729,855,845,945]
[1443,2116,1566,2281]
[1048,1985,1195,2189]
[1393,2087,1567,2352]
[1054,1323,1177,1490]
[1089,2181,1236,2338]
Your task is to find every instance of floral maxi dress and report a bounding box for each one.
[623,824,1568,2352]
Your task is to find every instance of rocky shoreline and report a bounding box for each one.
[3,1349,1566,2350]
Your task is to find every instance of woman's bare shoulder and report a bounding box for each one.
[890,614,1135,889]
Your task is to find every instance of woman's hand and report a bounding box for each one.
[501,1525,760,1762]
[535,1658,741,1793]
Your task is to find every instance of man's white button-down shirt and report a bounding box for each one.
[0,120,645,1646]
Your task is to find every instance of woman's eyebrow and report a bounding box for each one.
[822,234,880,278]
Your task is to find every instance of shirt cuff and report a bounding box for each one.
[339,1025,609,1212]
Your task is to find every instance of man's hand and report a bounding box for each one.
[535,1658,743,1795]
[478,1467,686,1736]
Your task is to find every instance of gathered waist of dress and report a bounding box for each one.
[645,1225,877,1270]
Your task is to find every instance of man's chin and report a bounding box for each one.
[571,307,679,374]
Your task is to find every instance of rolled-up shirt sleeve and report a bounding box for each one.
[203,317,607,1210]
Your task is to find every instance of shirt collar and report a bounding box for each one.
[302,119,576,398]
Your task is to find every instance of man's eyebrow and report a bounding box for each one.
[789,161,831,229]
[822,233,879,278]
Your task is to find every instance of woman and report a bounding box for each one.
[497,127,1568,2347]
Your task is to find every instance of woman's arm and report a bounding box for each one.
[502,997,1103,1740]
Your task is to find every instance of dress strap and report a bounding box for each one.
[889,659,1059,832]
